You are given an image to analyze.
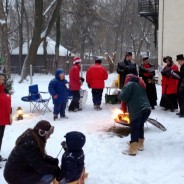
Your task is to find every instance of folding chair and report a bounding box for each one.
[21,84,51,114]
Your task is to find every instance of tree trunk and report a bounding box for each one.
[19,0,63,82]
[54,15,60,74]
[0,0,11,75]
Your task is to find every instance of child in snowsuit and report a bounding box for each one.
[49,69,69,120]
[57,131,86,184]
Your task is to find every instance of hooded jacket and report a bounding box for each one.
[59,131,86,183]
[48,69,68,104]
[4,129,59,184]
[0,84,11,125]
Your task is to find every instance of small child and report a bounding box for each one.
[48,69,69,120]
[58,131,86,184]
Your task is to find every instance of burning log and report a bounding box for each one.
[112,108,130,125]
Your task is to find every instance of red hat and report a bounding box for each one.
[73,57,82,64]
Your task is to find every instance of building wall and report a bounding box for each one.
[158,0,184,66]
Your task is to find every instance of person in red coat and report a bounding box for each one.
[0,72,12,162]
[68,57,84,112]
[160,56,179,111]
[86,57,108,110]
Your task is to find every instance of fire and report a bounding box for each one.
[112,108,130,124]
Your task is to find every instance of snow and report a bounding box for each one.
[43,0,57,16]
[0,19,6,25]
[11,37,73,57]
[1,73,184,184]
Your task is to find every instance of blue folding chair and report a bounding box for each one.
[21,84,51,114]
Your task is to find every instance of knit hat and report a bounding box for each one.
[33,120,54,139]
[73,57,82,64]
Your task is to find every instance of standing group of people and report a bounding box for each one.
[160,54,184,117]
[49,56,108,120]
[117,52,184,156]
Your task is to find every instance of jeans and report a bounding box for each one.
[54,102,67,117]
[92,89,103,106]
[130,109,151,143]
[68,90,80,111]
[39,174,54,184]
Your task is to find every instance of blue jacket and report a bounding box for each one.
[48,69,68,104]
[59,131,86,183]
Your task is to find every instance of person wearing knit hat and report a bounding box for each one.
[68,57,84,112]
[86,56,108,110]
[4,120,60,184]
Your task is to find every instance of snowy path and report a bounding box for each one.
[0,73,184,184]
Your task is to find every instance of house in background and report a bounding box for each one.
[158,0,184,66]
[10,37,72,74]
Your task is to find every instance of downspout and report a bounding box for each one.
[161,0,165,65]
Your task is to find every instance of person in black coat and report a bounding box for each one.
[139,56,157,109]
[4,120,60,184]
[57,131,86,184]
[175,54,184,117]
[117,52,138,89]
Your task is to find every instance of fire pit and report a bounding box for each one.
[113,108,130,126]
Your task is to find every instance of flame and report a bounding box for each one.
[112,108,130,124]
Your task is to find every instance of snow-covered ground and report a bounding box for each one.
[0,73,184,184]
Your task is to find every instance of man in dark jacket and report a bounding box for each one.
[48,69,69,120]
[119,74,151,156]
[117,52,138,89]
[4,120,60,184]
[57,131,86,184]
[176,54,184,117]
[86,57,108,110]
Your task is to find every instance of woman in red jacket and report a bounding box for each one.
[0,72,11,162]
[86,57,108,110]
[68,57,84,112]
[160,56,179,111]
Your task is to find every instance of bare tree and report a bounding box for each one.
[0,0,11,75]
[19,0,63,82]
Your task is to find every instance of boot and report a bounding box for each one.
[53,115,58,121]
[138,139,144,151]
[123,142,139,156]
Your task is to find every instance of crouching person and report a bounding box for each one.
[119,74,151,156]
[4,120,60,184]
[56,131,86,184]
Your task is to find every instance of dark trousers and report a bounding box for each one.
[130,109,151,143]
[178,87,184,114]
[54,102,67,117]
[92,89,103,106]
[0,126,5,152]
[68,90,80,111]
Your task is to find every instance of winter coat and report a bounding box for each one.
[117,60,138,89]
[4,129,59,184]
[0,84,11,125]
[119,79,150,121]
[48,69,68,104]
[69,64,81,91]
[59,132,86,183]
[178,64,184,90]
[161,64,179,94]
[139,63,157,107]
[86,63,108,89]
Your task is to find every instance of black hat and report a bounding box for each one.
[126,52,132,56]
[163,56,172,63]
[143,56,149,61]
[176,54,184,61]
[65,131,86,151]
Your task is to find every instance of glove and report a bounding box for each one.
[80,77,85,83]
[61,141,68,151]
[53,94,58,99]
[87,84,91,88]
[54,166,61,179]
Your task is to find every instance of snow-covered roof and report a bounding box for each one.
[11,37,72,57]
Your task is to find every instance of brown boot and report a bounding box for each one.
[123,142,139,156]
[138,139,144,151]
